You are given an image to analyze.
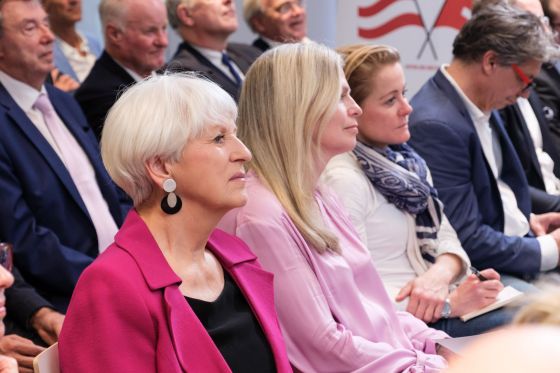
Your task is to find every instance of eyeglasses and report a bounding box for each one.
[511,64,536,94]
[0,243,13,272]
[274,0,304,15]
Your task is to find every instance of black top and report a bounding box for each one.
[186,272,276,373]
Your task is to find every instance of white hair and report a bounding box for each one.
[101,72,237,206]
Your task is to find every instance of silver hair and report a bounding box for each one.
[243,0,263,32]
[101,72,238,207]
[166,0,194,30]
[99,0,133,30]
[453,2,559,64]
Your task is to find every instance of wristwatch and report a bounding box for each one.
[441,297,452,319]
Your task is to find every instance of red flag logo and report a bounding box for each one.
[358,0,424,39]
[433,0,472,29]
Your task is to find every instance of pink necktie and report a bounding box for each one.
[33,93,117,252]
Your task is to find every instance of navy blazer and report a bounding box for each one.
[75,50,136,140]
[408,69,541,276]
[499,93,560,213]
[167,42,262,101]
[0,82,127,311]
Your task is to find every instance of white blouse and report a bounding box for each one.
[322,152,470,309]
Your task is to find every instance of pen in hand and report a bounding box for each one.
[469,266,489,281]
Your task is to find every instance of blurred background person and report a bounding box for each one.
[219,42,450,372]
[166,0,261,101]
[323,44,510,337]
[243,0,308,52]
[445,326,560,373]
[59,74,292,372]
[76,0,168,140]
[41,0,102,91]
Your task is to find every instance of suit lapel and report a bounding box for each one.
[207,229,290,371]
[0,84,90,215]
[176,43,239,96]
[491,111,532,217]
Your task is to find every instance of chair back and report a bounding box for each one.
[33,342,59,373]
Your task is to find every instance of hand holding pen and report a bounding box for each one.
[469,266,489,282]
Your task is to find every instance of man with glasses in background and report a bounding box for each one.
[243,0,308,52]
[408,3,560,283]
[495,0,560,215]
[166,0,262,101]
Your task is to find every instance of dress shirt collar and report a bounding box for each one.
[0,70,45,112]
[111,58,153,83]
[439,64,491,125]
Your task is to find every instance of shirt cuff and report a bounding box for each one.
[538,234,559,271]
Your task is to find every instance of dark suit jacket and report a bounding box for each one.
[0,82,128,312]
[75,50,136,140]
[409,69,540,276]
[59,210,292,372]
[167,42,262,101]
[500,93,560,213]
[534,63,560,149]
[252,37,271,52]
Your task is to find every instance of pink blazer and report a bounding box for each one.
[59,210,292,372]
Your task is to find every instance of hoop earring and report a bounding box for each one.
[160,178,182,215]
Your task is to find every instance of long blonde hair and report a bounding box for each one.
[238,42,342,253]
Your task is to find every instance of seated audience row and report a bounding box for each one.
[59,44,450,372]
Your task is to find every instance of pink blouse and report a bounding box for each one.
[219,173,448,372]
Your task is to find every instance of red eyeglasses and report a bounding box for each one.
[511,64,536,94]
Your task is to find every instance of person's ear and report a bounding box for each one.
[105,23,123,45]
[145,157,173,187]
[177,3,196,27]
[482,50,498,75]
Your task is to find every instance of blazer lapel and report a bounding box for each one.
[47,86,122,223]
[0,85,89,215]
[208,229,291,372]
[491,111,532,217]
[115,212,231,373]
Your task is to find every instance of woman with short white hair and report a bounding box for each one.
[59,73,292,372]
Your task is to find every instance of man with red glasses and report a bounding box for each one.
[409,3,560,284]
[499,0,560,216]
[243,0,308,52]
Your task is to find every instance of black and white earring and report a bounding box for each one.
[161,178,182,215]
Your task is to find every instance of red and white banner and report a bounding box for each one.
[338,0,472,95]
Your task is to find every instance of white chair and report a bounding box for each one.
[33,342,59,373]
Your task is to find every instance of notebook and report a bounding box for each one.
[460,286,523,322]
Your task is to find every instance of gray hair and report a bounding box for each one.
[453,2,559,64]
[101,73,237,207]
[166,0,194,30]
[243,0,263,32]
[99,0,133,30]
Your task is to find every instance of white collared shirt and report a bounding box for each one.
[517,97,560,195]
[190,45,245,83]
[57,33,96,82]
[440,65,558,271]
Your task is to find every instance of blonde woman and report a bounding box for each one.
[219,43,450,372]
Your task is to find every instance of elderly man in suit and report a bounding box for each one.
[166,0,262,101]
[408,3,560,281]
[243,0,307,52]
[492,0,560,214]
[75,0,168,140]
[0,0,128,362]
